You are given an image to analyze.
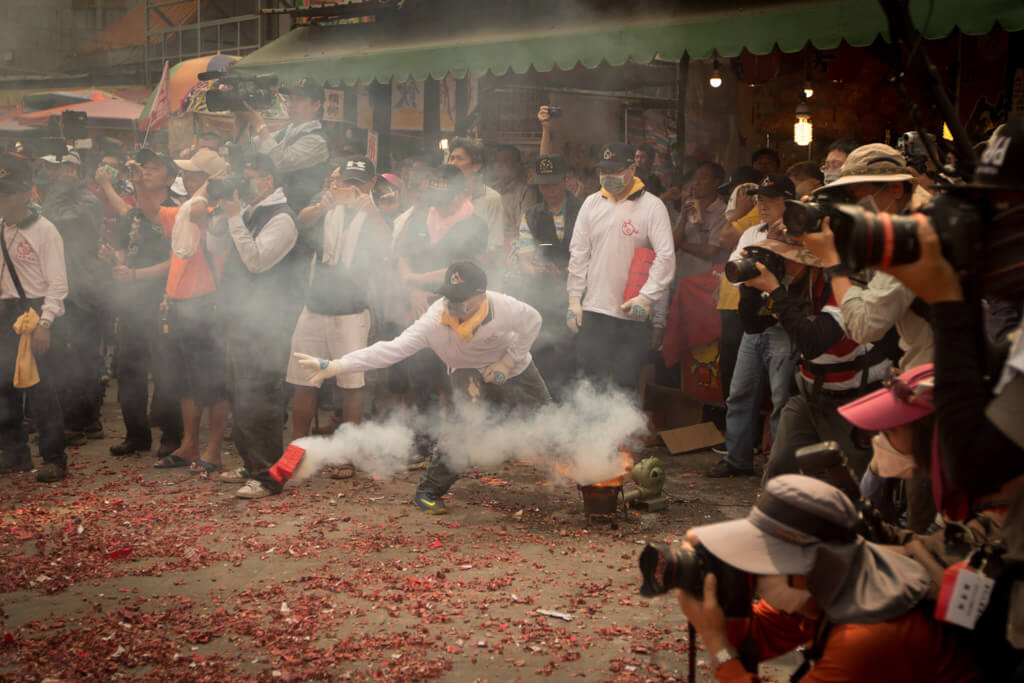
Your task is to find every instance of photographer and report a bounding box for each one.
[208,153,304,500]
[285,157,386,455]
[674,475,980,682]
[877,118,1024,653]
[240,77,331,212]
[797,144,933,370]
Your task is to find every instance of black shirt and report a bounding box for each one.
[301,204,382,317]
[117,197,177,270]
[397,209,488,276]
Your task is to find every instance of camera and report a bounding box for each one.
[200,72,279,113]
[207,176,248,202]
[546,105,562,118]
[897,131,934,174]
[725,245,787,284]
[638,541,754,617]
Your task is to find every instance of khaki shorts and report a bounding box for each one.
[286,307,371,389]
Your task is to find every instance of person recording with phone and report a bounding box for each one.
[659,475,980,682]
[285,157,387,460]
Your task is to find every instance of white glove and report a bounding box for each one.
[293,352,348,385]
[482,359,512,385]
[566,296,583,334]
[621,296,652,322]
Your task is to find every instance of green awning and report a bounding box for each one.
[233,0,1024,86]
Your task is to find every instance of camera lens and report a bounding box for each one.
[783,199,827,236]
[834,205,923,271]
[725,257,762,283]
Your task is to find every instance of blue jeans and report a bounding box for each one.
[723,327,798,470]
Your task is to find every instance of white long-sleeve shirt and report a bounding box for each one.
[0,215,68,324]
[218,188,298,274]
[342,291,542,377]
[840,270,933,370]
[256,120,329,174]
[567,187,675,321]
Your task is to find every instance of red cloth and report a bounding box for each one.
[661,268,723,366]
[715,601,982,683]
[623,248,655,301]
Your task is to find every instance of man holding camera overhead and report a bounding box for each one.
[239,77,331,212]
[670,474,980,682]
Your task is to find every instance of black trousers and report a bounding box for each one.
[54,302,105,431]
[0,299,65,465]
[116,304,182,448]
[228,333,287,493]
[576,311,650,393]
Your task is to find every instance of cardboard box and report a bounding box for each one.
[659,422,724,455]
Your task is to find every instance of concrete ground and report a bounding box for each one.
[0,386,797,681]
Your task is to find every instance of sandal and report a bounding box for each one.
[188,460,222,474]
[154,454,191,469]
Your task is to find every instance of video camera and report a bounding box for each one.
[897,131,935,174]
[725,245,787,284]
[637,541,754,617]
[795,441,895,544]
[199,71,279,113]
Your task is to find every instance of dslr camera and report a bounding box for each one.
[897,131,935,174]
[638,541,754,617]
[207,176,248,202]
[200,71,279,113]
[725,245,787,284]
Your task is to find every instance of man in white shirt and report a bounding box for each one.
[566,143,676,392]
[0,154,69,482]
[294,260,550,514]
[208,153,304,500]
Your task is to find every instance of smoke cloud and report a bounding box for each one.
[287,382,647,486]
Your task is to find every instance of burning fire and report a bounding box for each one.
[555,448,634,487]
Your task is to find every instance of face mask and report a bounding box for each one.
[871,432,917,479]
[756,575,812,614]
[599,173,628,196]
[248,179,265,202]
[823,170,840,185]
[445,299,471,318]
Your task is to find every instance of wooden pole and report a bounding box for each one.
[676,54,690,168]
[371,79,392,172]
[423,76,441,153]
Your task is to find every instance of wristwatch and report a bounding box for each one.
[37,319,51,329]
[825,263,854,279]
[713,647,739,668]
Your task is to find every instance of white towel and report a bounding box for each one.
[321,205,366,268]
[171,196,205,259]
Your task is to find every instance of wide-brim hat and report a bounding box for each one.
[839,363,934,431]
[820,143,914,190]
[752,237,822,268]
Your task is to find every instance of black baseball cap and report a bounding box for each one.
[532,154,567,185]
[0,154,32,193]
[135,148,178,176]
[340,155,376,183]
[243,152,277,177]
[425,165,467,206]
[596,143,636,171]
[280,77,325,103]
[747,174,796,199]
[437,260,487,302]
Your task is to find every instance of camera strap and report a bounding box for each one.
[789,617,832,682]
[909,296,931,322]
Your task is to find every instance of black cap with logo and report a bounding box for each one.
[437,259,487,302]
[747,173,796,199]
[426,165,468,206]
[340,155,376,184]
[280,77,325,103]
[966,116,1024,192]
[596,142,637,171]
[532,154,568,185]
[0,154,33,193]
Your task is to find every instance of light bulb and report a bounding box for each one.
[803,80,814,99]
[439,138,449,152]
[794,101,813,146]
[709,59,723,88]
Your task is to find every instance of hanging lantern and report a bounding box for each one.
[794,100,813,146]
[709,59,723,88]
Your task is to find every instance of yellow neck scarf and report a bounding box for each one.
[439,296,490,341]
[600,176,645,202]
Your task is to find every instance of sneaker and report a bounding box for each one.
[711,444,728,456]
[0,453,32,474]
[110,440,151,456]
[706,459,755,478]
[36,462,66,482]
[235,479,275,499]
[64,431,87,447]
[413,494,447,515]
[219,467,249,484]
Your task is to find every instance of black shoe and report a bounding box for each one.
[0,453,32,474]
[156,442,180,459]
[706,458,754,478]
[36,462,66,482]
[110,440,150,456]
[84,422,104,439]
[64,431,87,447]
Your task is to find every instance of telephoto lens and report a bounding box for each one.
[782,199,830,236]
[637,541,755,617]
[725,257,763,283]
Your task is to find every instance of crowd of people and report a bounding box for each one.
[0,76,1021,680]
